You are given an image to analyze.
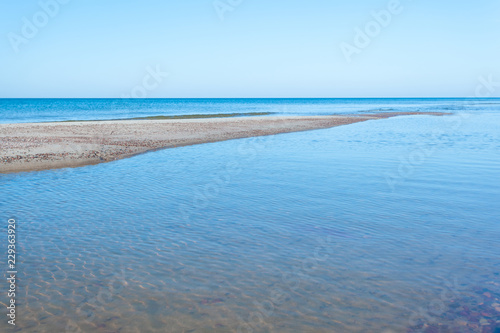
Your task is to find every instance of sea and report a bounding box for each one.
[0,98,499,332]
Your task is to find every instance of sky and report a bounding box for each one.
[0,0,499,98]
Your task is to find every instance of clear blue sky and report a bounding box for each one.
[1,0,499,98]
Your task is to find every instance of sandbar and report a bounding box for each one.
[0,112,446,174]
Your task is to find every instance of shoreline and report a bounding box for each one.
[56,111,274,122]
[0,112,447,174]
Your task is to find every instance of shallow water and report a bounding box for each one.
[1,101,500,332]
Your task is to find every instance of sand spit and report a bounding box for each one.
[0,112,446,173]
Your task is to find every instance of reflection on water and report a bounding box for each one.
[1,112,500,332]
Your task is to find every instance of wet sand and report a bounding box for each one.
[0,112,445,174]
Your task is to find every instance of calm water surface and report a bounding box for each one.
[0,98,499,123]
[1,100,500,332]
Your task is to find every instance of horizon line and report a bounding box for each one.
[0,97,498,100]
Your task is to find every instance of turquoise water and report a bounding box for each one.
[1,99,500,332]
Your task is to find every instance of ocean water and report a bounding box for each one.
[1,99,500,332]
[0,98,499,123]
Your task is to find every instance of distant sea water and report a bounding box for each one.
[1,98,500,123]
[1,98,500,332]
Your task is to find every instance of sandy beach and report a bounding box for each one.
[0,112,445,173]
